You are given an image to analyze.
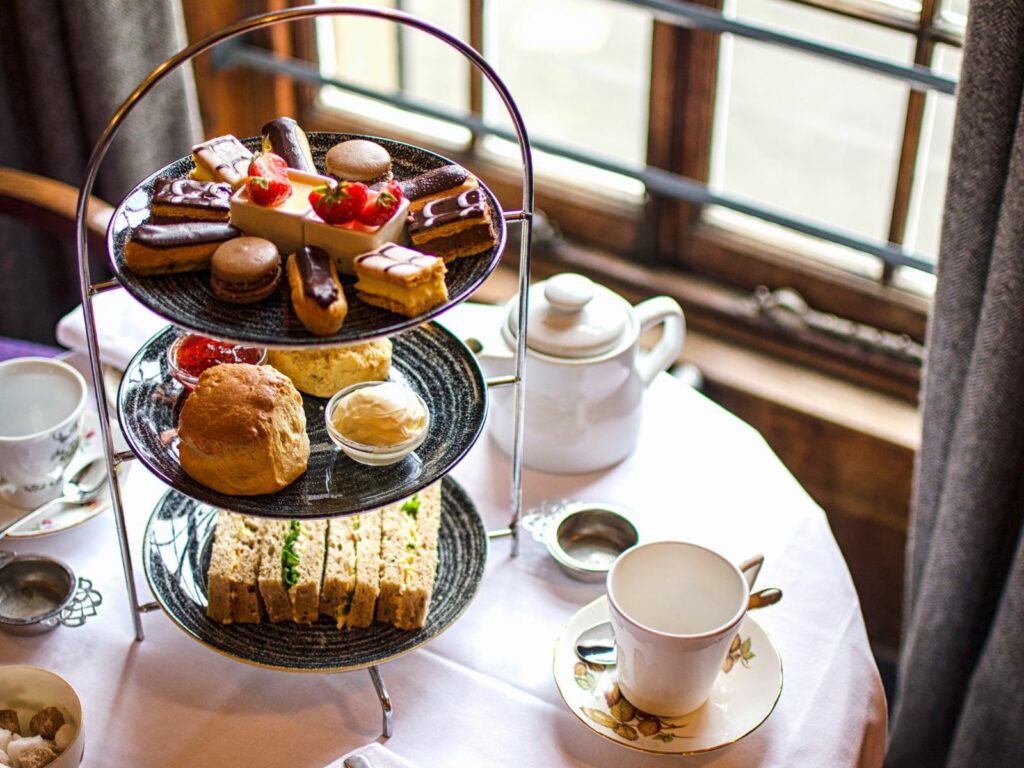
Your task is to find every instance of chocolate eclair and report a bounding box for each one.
[261,117,316,174]
[406,188,497,262]
[151,177,232,221]
[400,164,477,209]
[124,221,241,275]
[287,245,347,336]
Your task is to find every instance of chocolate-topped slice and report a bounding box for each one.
[294,245,339,308]
[151,178,231,221]
[123,221,241,276]
[406,188,497,263]
[261,117,316,174]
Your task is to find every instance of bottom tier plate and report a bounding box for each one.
[143,477,487,671]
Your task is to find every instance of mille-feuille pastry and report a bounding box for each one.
[353,243,448,317]
[286,245,347,336]
[210,236,282,304]
[150,177,232,221]
[123,221,241,275]
[400,164,478,210]
[320,510,383,629]
[406,187,497,261]
[325,139,392,183]
[258,518,327,624]
[177,363,310,496]
[266,339,392,398]
[206,511,263,624]
[189,134,254,189]
[261,116,316,174]
[377,482,442,630]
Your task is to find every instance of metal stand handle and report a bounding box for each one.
[367,665,393,738]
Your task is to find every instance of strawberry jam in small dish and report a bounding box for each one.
[166,334,266,391]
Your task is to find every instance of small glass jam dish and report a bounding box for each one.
[166,333,266,391]
[325,381,429,466]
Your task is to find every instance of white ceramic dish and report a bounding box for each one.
[553,596,782,755]
[0,665,84,766]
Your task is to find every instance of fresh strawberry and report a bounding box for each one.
[246,152,292,206]
[309,181,368,224]
[246,174,291,206]
[357,180,404,227]
[248,153,289,182]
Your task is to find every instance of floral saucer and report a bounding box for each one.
[553,596,783,755]
[0,410,130,538]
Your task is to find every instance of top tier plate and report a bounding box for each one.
[107,133,506,348]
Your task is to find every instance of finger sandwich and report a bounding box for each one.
[320,511,383,629]
[206,511,263,624]
[258,518,327,624]
[377,481,442,630]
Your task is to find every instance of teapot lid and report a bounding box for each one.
[504,273,632,358]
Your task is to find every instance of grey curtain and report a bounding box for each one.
[0,0,201,343]
[886,2,1024,766]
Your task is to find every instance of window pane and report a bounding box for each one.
[483,0,652,169]
[315,0,471,146]
[902,45,962,263]
[710,0,914,251]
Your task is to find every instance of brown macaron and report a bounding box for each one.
[325,139,392,183]
[210,236,282,304]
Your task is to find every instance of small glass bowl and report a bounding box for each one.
[166,333,267,391]
[325,381,430,466]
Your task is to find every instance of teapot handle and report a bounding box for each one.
[635,296,686,387]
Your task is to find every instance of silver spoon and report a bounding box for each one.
[576,587,783,666]
[0,458,109,541]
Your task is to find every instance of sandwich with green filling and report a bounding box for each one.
[320,510,383,629]
[258,518,327,623]
[376,481,442,630]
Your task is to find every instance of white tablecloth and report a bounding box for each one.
[1,304,887,768]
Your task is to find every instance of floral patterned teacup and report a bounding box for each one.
[607,541,768,717]
[0,358,86,509]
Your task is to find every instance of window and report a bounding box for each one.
[198,0,968,393]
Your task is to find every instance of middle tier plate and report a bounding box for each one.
[118,323,486,517]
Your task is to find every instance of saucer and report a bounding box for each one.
[0,410,130,538]
[553,596,783,755]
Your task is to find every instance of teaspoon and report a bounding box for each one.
[0,458,109,541]
[575,587,783,666]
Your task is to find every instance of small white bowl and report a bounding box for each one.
[0,665,84,766]
[325,381,429,466]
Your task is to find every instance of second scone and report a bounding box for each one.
[177,363,310,495]
[267,339,392,398]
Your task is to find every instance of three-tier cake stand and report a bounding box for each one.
[73,4,533,740]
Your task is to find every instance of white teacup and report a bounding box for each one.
[607,541,766,716]
[0,358,87,509]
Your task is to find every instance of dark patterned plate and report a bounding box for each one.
[118,323,486,518]
[143,479,487,671]
[108,132,506,347]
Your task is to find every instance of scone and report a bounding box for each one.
[177,363,310,495]
[267,339,392,398]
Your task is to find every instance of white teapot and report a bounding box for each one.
[477,273,685,474]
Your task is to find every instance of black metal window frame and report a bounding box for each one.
[213,0,962,277]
